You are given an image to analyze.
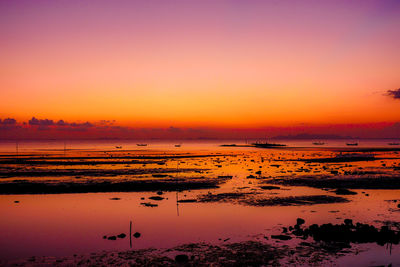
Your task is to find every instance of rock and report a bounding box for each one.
[260,186,280,190]
[117,233,126,238]
[175,254,189,263]
[140,202,158,207]
[271,235,292,240]
[292,229,304,236]
[110,197,121,200]
[133,232,141,238]
[149,196,164,201]
[107,236,117,240]
[14,201,19,203]
[103,235,107,239]
[296,218,305,226]
[344,219,353,226]
[334,188,357,195]
[157,191,163,195]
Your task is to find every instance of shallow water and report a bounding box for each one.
[0,140,399,265]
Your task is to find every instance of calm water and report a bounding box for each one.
[1,138,400,153]
[0,140,399,265]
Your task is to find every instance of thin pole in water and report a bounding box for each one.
[129,220,132,248]
[176,192,180,217]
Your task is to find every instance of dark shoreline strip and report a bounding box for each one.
[267,176,400,189]
[0,154,233,161]
[0,168,205,178]
[0,180,222,195]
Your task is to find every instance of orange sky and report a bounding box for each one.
[0,0,399,129]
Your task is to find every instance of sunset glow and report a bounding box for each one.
[1,0,399,136]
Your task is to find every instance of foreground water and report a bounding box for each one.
[0,140,399,265]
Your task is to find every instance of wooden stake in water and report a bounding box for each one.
[129,220,132,248]
[176,192,180,217]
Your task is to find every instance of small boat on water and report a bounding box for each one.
[175,144,181,147]
[388,142,400,146]
[220,144,238,147]
[312,141,325,145]
[115,146,122,149]
[346,142,358,146]
[137,144,148,146]
[252,141,286,148]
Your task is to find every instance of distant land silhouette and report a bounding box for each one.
[272,134,353,140]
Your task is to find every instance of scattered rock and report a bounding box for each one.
[284,219,400,246]
[271,235,292,240]
[175,254,189,263]
[149,196,164,201]
[344,219,353,226]
[260,186,280,190]
[117,233,126,239]
[334,188,357,195]
[296,218,305,226]
[140,202,158,207]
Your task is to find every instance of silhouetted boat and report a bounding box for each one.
[252,141,286,148]
[388,142,400,146]
[115,146,122,149]
[175,144,181,147]
[136,144,148,146]
[346,142,358,146]
[312,142,325,145]
[220,144,238,147]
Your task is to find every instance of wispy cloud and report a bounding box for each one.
[386,88,400,99]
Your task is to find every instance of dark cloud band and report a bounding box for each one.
[387,88,400,99]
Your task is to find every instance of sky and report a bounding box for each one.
[0,0,399,139]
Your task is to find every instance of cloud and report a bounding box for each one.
[98,120,116,126]
[29,117,54,126]
[70,122,93,127]
[0,118,19,130]
[56,120,68,126]
[0,118,16,125]
[27,117,93,129]
[386,88,400,99]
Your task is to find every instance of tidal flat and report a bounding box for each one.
[0,140,399,266]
